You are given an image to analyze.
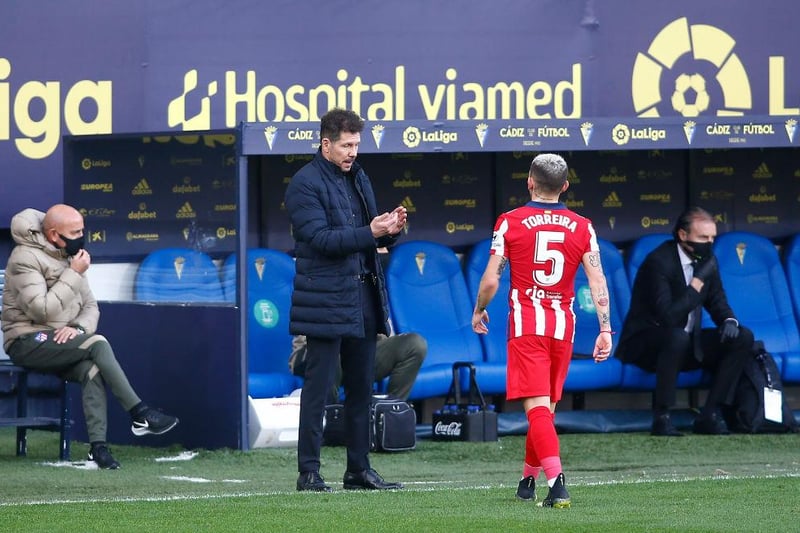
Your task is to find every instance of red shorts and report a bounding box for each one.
[506,335,573,402]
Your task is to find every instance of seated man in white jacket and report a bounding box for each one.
[1,204,179,469]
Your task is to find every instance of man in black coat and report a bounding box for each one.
[616,207,754,436]
[284,108,407,491]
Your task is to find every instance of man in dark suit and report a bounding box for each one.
[616,207,754,436]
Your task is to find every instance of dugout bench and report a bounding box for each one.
[0,362,72,461]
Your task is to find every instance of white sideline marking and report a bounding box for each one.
[161,476,213,483]
[160,476,248,484]
[1,472,798,507]
[39,451,199,470]
[40,461,98,470]
[154,451,199,462]
[580,471,800,486]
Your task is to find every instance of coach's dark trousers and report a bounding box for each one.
[621,325,754,415]
[297,280,378,474]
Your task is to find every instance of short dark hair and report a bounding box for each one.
[672,206,714,239]
[320,108,364,142]
[529,153,568,194]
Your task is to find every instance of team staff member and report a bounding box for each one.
[285,108,407,492]
[616,207,754,436]
[1,205,179,469]
[472,153,612,508]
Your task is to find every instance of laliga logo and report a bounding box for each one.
[631,17,752,117]
[612,124,631,145]
[402,126,421,148]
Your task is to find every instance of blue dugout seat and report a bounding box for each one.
[565,238,626,393]
[386,240,484,400]
[465,237,626,398]
[620,233,705,390]
[623,233,672,284]
[222,249,302,398]
[783,234,800,382]
[707,232,800,381]
[464,238,510,396]
[134,248,225,302]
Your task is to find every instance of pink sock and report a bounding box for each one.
[523,462,542,479]
[540,456,563,486]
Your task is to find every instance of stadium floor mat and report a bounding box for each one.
[415,409,800,438]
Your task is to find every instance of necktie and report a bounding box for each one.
[691,305,703,362]
[686,262,703,361]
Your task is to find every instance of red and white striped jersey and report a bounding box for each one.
[490,201,598,342]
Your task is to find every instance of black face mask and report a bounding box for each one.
[683,240,713,261]
[58,233,85,256]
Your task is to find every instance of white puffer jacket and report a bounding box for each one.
[1,208,98,351]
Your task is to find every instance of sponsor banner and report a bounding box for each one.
[690,148,798,239]
[241,117,797,155]
[66,131,800,258]
[64,133,237,260]
[495,151,685,243]
[260,151,496,252]
[4,2,800,223]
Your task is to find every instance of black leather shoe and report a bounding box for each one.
[693,413,731,435]
[343,468,403,490]
[297,471,332,492]
[651,414,684,437]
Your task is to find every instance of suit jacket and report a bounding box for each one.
[616,239,736,362]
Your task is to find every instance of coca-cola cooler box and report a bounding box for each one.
[431,362,498,442]
[432,404,497,442]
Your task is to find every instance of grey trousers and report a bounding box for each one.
[8,331,141,443]
[374,333,427,401]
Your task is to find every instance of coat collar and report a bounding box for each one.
[314,149,363,179]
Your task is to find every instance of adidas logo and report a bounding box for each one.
[602,191,622,208]
[132,178,153,195]
[568,168,580,184]
[176,201,197,219]
[400,196,417,213]
[752,162,772,179]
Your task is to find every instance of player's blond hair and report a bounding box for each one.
[529,153,568,194]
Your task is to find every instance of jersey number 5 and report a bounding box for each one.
[533,230,565,287]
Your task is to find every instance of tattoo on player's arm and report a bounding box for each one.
[588,252,603,273]
[596,288,609,307]
[496,257,508,276]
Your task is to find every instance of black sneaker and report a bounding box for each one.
[88,443,120,470]
[542,473,571,509]
[131,406,179,436]
[516,475,536,502]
